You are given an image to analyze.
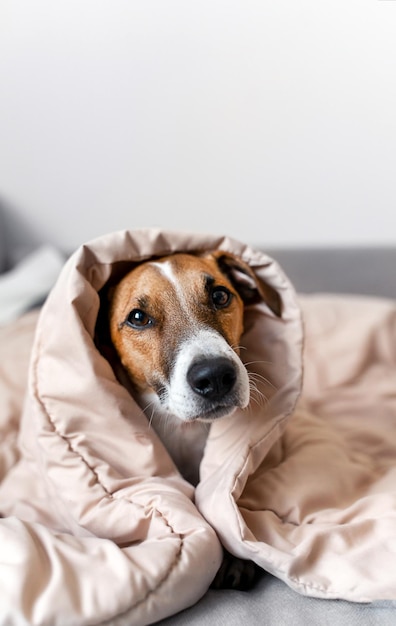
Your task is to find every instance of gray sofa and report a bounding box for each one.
[1,209,395,625]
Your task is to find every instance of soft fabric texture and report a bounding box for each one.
[0,228,395,625]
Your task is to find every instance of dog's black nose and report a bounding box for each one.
[187,357,237,401]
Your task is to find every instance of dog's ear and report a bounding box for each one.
[212,251,282,317]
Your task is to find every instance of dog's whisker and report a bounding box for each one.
[143,403,157,429]
[140,397,170,432]
[245,392,268,413]
[231,344,247,352]
[248,372,271,403]
[243,359,275,368]
[248,370,274,385]
[247,370,278,393]
[244,359,278,391]
[249,382,270,409]
[249,378,266,397]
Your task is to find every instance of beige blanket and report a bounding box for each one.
[0,229,395,625]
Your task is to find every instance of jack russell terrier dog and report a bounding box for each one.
[108,250,281,589]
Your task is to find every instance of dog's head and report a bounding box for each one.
[109,251,281,423]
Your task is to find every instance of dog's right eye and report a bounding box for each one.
[211,286,232,309]
[125,309,153,329]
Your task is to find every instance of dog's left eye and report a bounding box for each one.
[126,309,153,329]
[211,287,232,309]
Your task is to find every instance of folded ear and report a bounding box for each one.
[211,251,282,317]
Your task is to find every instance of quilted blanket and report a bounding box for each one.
[0,229,395,625]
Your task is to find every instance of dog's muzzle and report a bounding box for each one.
[164,329,250,422]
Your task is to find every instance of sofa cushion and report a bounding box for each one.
[0,208,6,272]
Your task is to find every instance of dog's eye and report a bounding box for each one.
[126,309,153,329]
[211,287,232,309]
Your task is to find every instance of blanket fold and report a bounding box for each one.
[198,295,396,603]
[1,228,395,625]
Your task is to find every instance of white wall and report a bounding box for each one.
[0,0,395,251]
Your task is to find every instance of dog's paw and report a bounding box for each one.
[211,550,264,591]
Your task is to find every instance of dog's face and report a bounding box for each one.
[109,251,280,423]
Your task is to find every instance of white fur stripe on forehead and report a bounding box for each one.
[150,260,178,286]
[150,260,190,312]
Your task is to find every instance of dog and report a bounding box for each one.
[108,249,281,589]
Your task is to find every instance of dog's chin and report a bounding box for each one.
[137,389,247,424]
[162,400,245,424]
[193,404,238,422]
